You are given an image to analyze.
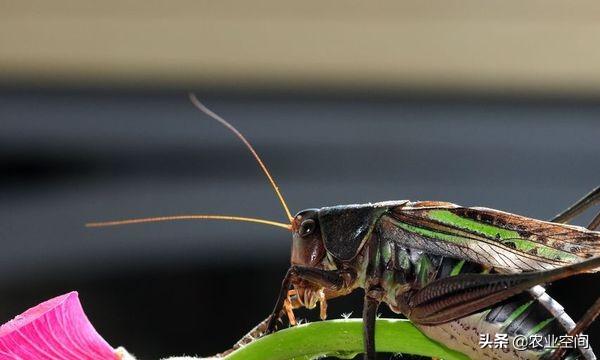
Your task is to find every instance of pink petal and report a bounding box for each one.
[0,291,117,360]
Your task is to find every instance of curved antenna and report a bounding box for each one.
[188,93,294,223]
[87,215,292,230]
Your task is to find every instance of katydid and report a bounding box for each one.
[89,95,600,360]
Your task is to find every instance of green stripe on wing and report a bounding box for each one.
[427,210,579,263]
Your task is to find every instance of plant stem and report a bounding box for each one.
[223,318,469,360]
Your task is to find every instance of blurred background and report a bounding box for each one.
[1,2,599,359]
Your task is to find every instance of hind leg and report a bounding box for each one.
[587,211,600,231]
[548,297,600,360]
[551,186,599,226]
[548,186,599,359]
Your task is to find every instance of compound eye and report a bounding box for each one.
[299,219,316,237]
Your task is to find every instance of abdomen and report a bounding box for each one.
[411,256,596,360]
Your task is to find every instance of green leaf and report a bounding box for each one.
[223,318,469,360]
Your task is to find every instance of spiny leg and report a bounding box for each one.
[548,297,600,360]
[219,289,299,356]
[547,187,599,359]
[407,257,600,359]
[216,316,272,356]
[284,290,297,326]
[266,266,348,333]
[566,297,600,348]
[361,236,384,360]
[551,186,599,224]
[318,289,328,320]
[363,292,380,360]
[405,256,600,325]
[587,211,600,231]
[266,268,293,333]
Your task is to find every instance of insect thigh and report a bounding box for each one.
[414,256,597,360]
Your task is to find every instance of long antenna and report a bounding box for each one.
[188,93,293,222]
[87,215,291,230]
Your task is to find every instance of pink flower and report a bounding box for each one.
[0,291,118,360]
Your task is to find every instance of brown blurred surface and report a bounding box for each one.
[2,1,600,95]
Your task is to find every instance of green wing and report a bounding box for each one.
[380,201,600,272]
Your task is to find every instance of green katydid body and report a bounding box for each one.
[383,201,598,359]
[382,201,599,360]
[284,200,600,360]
